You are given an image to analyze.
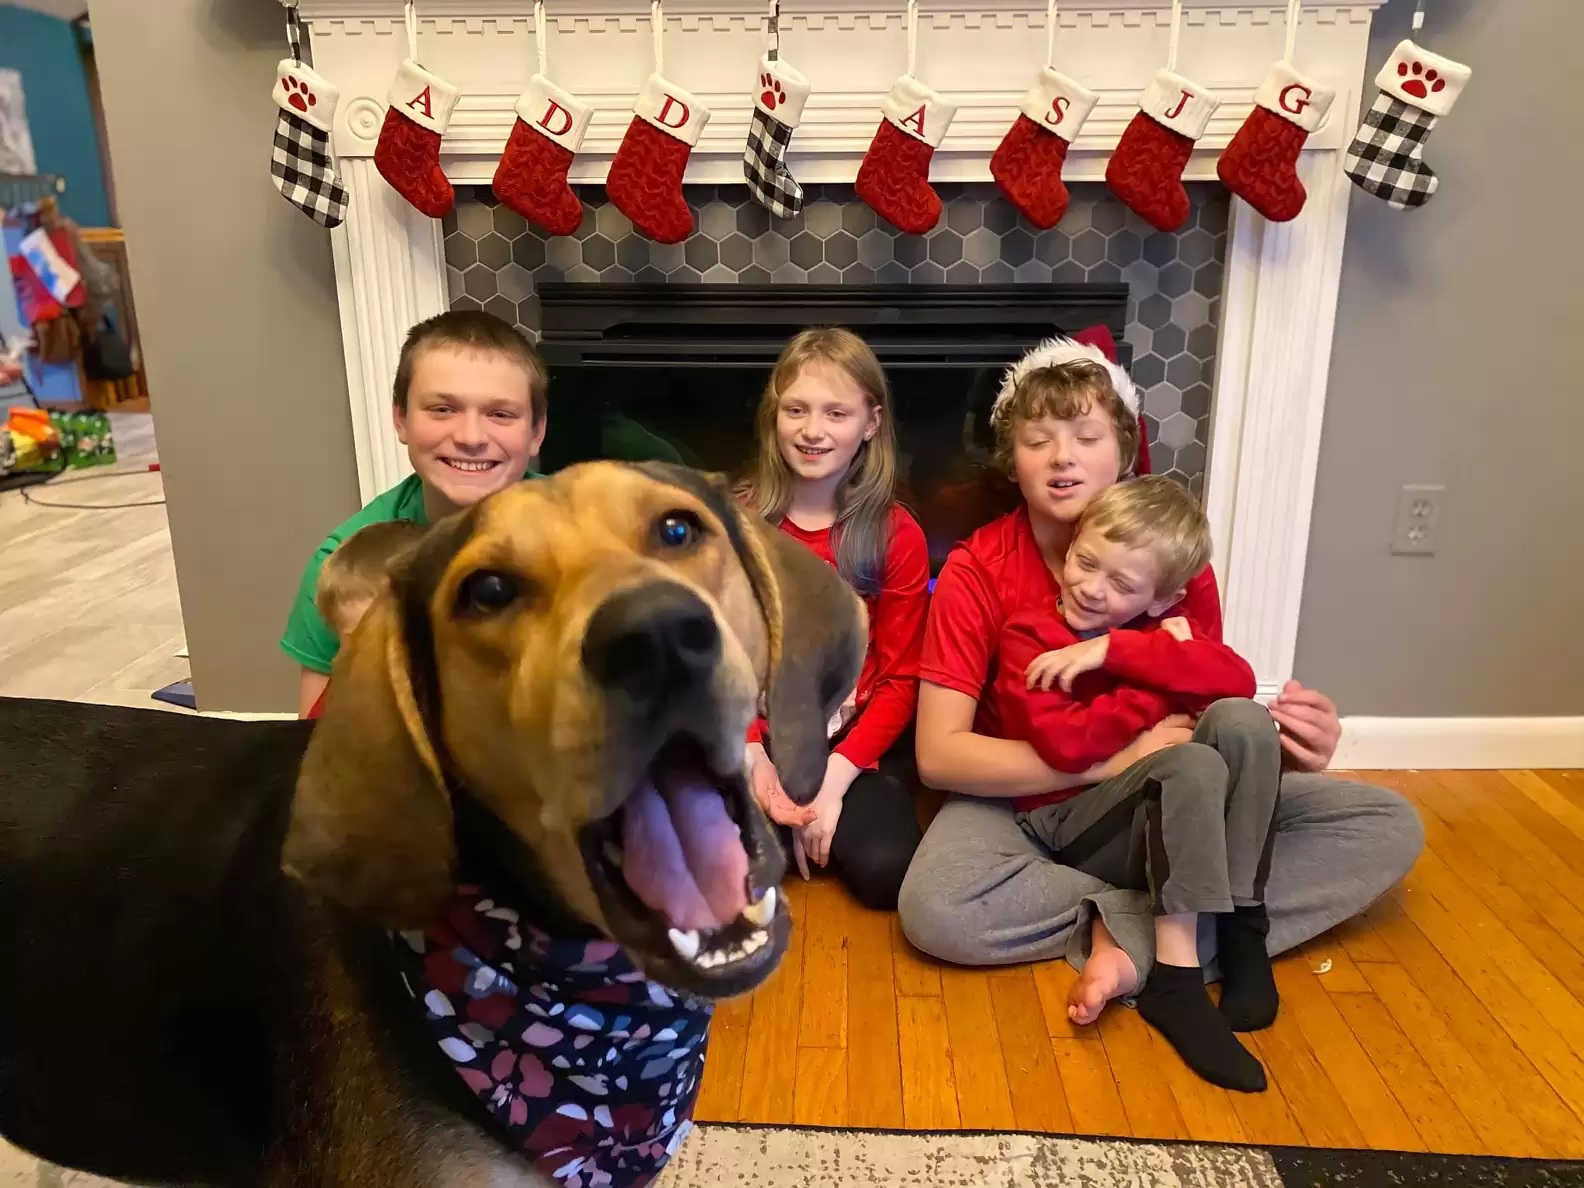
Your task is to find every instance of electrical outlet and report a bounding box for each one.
[1391,483,1444,556]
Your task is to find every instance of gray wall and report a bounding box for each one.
[90,0,360,712]
[1294,0,1584,716]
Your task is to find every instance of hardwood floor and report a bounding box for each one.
[697,769,1584,1159]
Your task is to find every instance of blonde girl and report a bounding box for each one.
[738,328,928,909]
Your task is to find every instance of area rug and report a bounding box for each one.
[5,1124,1584,1187]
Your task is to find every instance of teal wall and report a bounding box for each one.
[0,4,111,227]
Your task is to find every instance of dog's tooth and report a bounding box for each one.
[667,928,701,962]
[743,930,768,954]
[697,949,723,969]
[742,886,777,928]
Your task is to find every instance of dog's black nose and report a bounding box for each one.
[582,583,721,707]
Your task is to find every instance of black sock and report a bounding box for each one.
[1137,963,1267,1093]
[1218,904,1279,1032]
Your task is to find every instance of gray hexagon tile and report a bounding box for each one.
[440,183,1228,488]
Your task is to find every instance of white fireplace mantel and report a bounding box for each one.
[300,0,1387,699]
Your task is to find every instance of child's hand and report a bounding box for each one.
[1160,616,1193,642]
[1128,714,1195,761]
[746,742,816,827]
[1025,636,1110,693]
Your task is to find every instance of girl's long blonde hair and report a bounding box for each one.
[738,328,898,597]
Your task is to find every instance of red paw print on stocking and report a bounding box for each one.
[1397,59,1446,100]
[760,73,785,112]
[282,75,318,114]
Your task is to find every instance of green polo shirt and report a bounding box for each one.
[280,466,543,673]
[282,418,687,674]
[279,473,430,675]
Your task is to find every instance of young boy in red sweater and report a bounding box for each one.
[993,474,1279,1094]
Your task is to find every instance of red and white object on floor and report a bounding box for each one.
[991,1,1097,231]
[1106,0,1220,232]
[374,1,462,219]
[606,1,712,244]
[1217,1,1336,223]
[492,0,592,236]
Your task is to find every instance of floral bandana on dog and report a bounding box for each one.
[391,886,713,1188]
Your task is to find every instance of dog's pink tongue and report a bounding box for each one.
[621,781,749,932]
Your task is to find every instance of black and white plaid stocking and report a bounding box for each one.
[743,10,811,222]
[1344,92,1440,209]
[1344,38,1469,211]
[271,9,349,228]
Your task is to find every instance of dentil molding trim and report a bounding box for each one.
[300,0,1383,173]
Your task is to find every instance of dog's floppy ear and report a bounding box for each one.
[635,462,867,805]
[283,514,472,928]
[746,523,867,802]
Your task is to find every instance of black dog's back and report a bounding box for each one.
[0,698,315,1184]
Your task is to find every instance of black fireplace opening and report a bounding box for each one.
[536,284,1131,576]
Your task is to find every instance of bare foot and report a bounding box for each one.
[1067,925,1140,1026]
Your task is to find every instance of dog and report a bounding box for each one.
[0,462,867,1187]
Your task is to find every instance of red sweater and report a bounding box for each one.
[995,608,1256,804]
[749,505,929,771]
[920,506,1225,741]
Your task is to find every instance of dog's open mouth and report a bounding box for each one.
[581,733,787,992]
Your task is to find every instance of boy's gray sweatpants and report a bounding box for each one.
[1016,699,1281,918]
[898,709,1425,985]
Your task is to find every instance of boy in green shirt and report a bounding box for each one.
[281,311,548,715]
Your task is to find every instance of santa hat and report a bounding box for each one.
[994,324,1139,416]
[994,324,1152,474]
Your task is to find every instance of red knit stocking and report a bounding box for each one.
[1217,62,1335,223]
[1106,69,1219,232]
[991,68,1097,230]
[856,75,957,235]
[374,59,460,218]
[493,75,592,237]
[606,73,711,244]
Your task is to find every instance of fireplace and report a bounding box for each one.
[532,279,1132,574]
[446,182,1229,510]
[299,0,1388,697]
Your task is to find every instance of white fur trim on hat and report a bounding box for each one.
[993,335,1140,416]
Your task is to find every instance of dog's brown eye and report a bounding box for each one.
[655,510,703,550]
[457,569,519,615]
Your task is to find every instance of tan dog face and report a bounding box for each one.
[284,462,866,998]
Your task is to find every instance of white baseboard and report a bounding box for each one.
[1333,716,1584,771]
[191,710,1584,769]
